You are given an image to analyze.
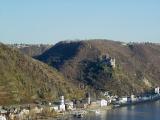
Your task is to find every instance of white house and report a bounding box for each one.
[130,95,137,102]
[96,99,108,107]
[53,106,59,112]
[155,87,160,94]
[65,101,74,110]
[100,99,108,107]
[0,109,7,120]
[0,115,6,120]
[119,96,128,103]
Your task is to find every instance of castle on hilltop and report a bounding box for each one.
[102,54,116,68]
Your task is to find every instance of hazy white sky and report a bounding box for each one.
[0,0,160,44]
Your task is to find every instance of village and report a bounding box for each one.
[0,86,160,120]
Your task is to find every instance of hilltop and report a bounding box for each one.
[36,40,160,96]
[0,43,84,105]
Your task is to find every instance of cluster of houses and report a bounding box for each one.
[45,86,160,113]
[0,95,108,119]
[52,95,108,112]
[0,87,159,119]
[0,104,43,120]
[115,87,160,106]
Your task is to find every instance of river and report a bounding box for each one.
[69,100,160,120]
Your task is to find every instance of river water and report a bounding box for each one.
[70,100,160,120]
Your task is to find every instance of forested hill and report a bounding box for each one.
[0,43,84,105]
[36,40,160,96]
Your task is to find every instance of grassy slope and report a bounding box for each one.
[0,43,84,105]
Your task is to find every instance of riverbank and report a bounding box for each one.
[48,105,113,120]
[1,92,160,120]
[52,97,160,120]
[113,93,160,108]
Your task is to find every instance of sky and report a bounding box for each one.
[0,0,160,44]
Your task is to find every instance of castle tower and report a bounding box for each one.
[111,58,116,68]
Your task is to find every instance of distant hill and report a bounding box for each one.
[9,44,52,57]
[0,43,84,105]
[36,40,160,96]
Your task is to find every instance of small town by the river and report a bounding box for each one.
[0,87,160,120]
